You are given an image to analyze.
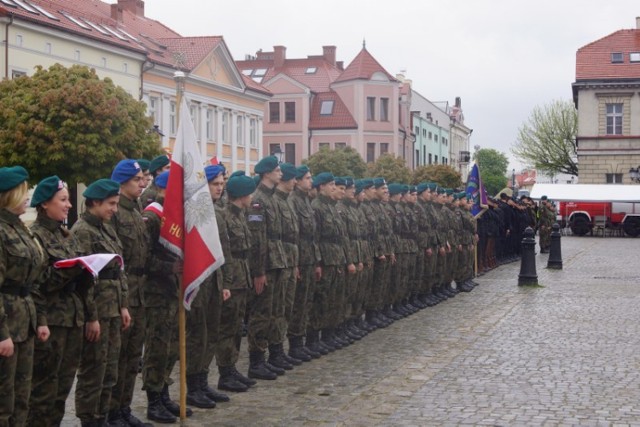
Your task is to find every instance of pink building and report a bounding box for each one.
[236,44,414,167]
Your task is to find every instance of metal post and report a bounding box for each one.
[518,226,538,286]
[547,223,563,269]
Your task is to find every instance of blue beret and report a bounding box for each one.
[313,172,334,188]
[280,163,297,181]
[373,177,387,188]
[388,183,404,195]
[155,171,169,189]
[361,178,374,189]
[137,159,151,171]
[417,183,429,194]
[334,176,347,187]
[111,159,142,184]
[205,165,225,182]
[296,165,310,179]
[83,179,120,200]
[149,155,170,173]
[227,172,257,198]
[31,175,65,207]
[0,166,28,192]
[254,156,279,174]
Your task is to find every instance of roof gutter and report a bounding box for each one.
[140,57,155,100]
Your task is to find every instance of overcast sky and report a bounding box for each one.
[139,0,639,170]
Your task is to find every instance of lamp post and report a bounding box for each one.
[271,145,284,163]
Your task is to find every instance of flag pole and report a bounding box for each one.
[173,70,187,422]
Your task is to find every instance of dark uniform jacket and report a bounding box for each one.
[247,183,286,276]
[288,188,321,267]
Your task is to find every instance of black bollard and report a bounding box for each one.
[547,223,563,270]
[518,226,538,286]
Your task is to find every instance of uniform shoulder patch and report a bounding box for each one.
[248,214,263,222]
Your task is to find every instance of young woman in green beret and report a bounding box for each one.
[0,166,48,427]
[26,176,93,427]
[70,179,131,427]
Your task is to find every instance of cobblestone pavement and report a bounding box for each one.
[62,236,640,426]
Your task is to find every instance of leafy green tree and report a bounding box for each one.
[412,164,462,188]
[303,146,367,178]
[512,99,578,176]
[474,148,508,196]
[365,154,412,183]
[0,64,161,184]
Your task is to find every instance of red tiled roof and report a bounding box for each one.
[309,91,357,130]
[576,29,640,80]
[153,36,222,69]
[241,74,272,96]
[333,47,397,84]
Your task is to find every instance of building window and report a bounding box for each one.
[11,69,26,79]
[74,49,80,61]
[169,101,176,136]
[45,42,52,54]
[606,173,622,183]
[318,143,330,150]
[434,155,438,164]
[269,102,280,123]
[206,109,214,141]
[221,111,229,143]
[285,102,295,123]
[148,96,159,126]
[423,151,426,165]
[380,143,389,155]
[15,34,23,47]
[611,52,624,64]
[237,115,244,146]
[189,104,199,140]
[101,57,107,68]
[269,143,280,156]
[631,52,640,63]
[428,153,432,165]
[285,143,295,163]
[366,97,376,121]
[415,126,419,135]
[415,149,420,167]
[320,100,334,115]
[249,118,257,147]
[428,132,432,140]
[606,103,623,135]
[380,97,389,121]
[123,62,128,73]
[443,157,447,165]
[335,142,346,150]
[366,143,375,162]
[423,129,426,138]
[434,135,438,142]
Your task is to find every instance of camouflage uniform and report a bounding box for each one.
[72,212,128,424]
[110,195,148,414]
[441,203,461,288]
[28,214,90,427]
[359,199,379,316]
[402,200,419,303]
[368,199,393,314]
[338,198,364,323]
[140,182,159,209]
[287,188,320,340]
[433,202,449,293]
[0,208,46,427]
[454,205,472,284]
[382,201,399,309]
[389,200,408,307]
[141,201,179,393]
[355,199,374,322]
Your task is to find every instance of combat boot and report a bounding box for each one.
[349,319,367,337]
[200,372,230,402]
[288,336,312,362]
[121,406,153,427]
[336,325,354,344]
[107,409,127,427]
[322,328,342,349]
[160,384,192,418]
[306,330,328,355]
[217,366,249,392]
[247,351,277,380]
[365,310,383,329]
[268,344,293,370]
[185,374,216,409]
[279,343,303,366]
[146,390,177,424]
[231,366,257,387]
[359,316,376,332]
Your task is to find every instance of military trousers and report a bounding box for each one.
[309,265,335,331]
[414,250,425,296]
[366,258,389,311]
[343,268,359,321]
[216,288,247,367]
[454,246,468,282]
[287,265,314,338]
[272,266,295,345]
[111,304,145,410]
[75,316,122,422]
[247,269,279,353]
[185,282,221,375]
[28,325,83,427]
[423,249,437,295]
[143,301,178,392]
[328,267,346,329]
[0,336,34,427]
[435,251,447,287]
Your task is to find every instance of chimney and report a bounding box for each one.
[110,4,123,22]
[455,96,461,108]
[117,0,145,17]
[274,45,286,68]
[336,61,344,71]
[322,45,336,66]
[637,16,640,29]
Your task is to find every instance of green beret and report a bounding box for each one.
[388,183,404,195]
[280,163,297,182]
[417,183,429,194]
[83,179,121,200]
[149,155,170,174]
[361,178,374,189]
[296,165,310,180]
[444,189,454,196]
[230,170,246,178]
[344,177,354,188]
[355,181,364,195]
[254,156,279,174]
[436,187,445,195]
[0,166,28,192]
[313,172,334,188]
[427,182,437,191]
[31,175,65,207]
[409,186,417,194]
[334,176,347,187]
[137,159,151,171]
[541,195,548,201]
[227,172,256,198]
[373,177,387,188]
[253,175,261,186]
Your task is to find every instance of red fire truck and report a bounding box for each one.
[530,184,640,237]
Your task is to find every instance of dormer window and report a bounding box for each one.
[305,67,317,74]
[320,100,334,115]
[611,52,624,63]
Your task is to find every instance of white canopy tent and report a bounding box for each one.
[529,184,640,203]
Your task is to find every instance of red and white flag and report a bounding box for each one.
[160,97,225,309]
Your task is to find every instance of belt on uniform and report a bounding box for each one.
[99,269,121,280]
[127,267,146,277]
[0,286,31,297]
